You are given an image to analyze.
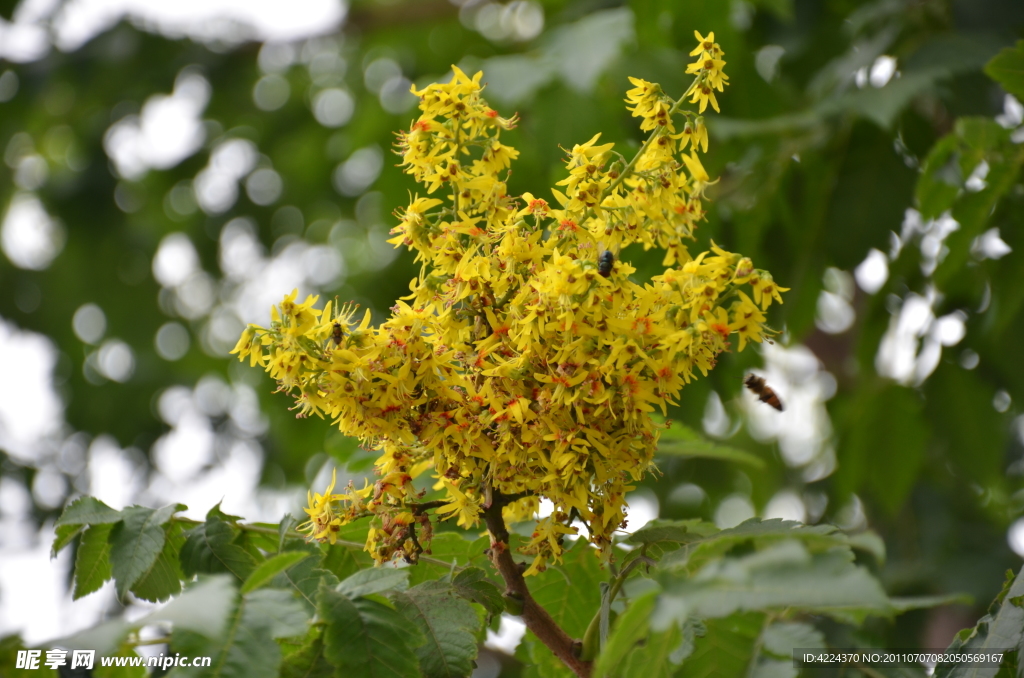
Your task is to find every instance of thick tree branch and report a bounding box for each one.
[483,491,592,678]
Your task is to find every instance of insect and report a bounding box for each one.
[744,374,784,411]
[598,250,614,278]
[331,322,344,346]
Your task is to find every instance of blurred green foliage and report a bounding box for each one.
[2,0,1024,668]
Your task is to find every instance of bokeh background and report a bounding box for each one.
[2,0,1023,668]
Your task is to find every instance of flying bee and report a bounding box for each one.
[744,373,784,411]
[331,322,344,346]
[598,250,614,278]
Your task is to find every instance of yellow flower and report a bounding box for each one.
[299,468,343,544]
[239,45,788,574]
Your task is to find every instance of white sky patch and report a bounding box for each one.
[971,228,1012,261]
[623,488,658,533]
[763,490,806,523]
[104,68,210,180]
[0,319,63,461]
[486,614,527,655]
[193,138,259,214]
[714,494,755,529]
[0,532,113,645]
[876,291,966,386]
[855,248,889,294]
[1,192,66,271]
[53,0,346,51]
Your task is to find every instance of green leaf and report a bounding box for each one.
[657,541,891,625]
[337,567,410,598]
[243,589,310,639]
[838,384,928,516]
[451,567,504,616]
[56,496,123,527]
[924,364,1008,487]
[241,551,312,594]
[131,522,186,603]
[52,523,84,558]
[627,518,718,546]
[168,594,282,678]
[529,539,604,637]
[73,523,113,599]
[408,533,491,586]
[760,622,825,658]
[655,518,852,571]
[518,635,574,678]
[318,582,425,678]
[656,422,765,468]
[934,146,1024,287]
[180,515,258,582]
[888,593,973,613]
[934,566,1024,678]
[52,496,124,557]
[619,622,680,678]
[390,580,481,678]
[144,575,236,638]
[109,504,180,600]
[984,40,1024,100]
[281,633,334,678]
[678,612,764,677]
[916,134,962,219]
[282,556,340,612]
[594,590,658,677]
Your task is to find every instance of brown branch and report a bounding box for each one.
[483,491,592,678]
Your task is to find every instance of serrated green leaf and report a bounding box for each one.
[74,523,113,599]
[656,422,765,467]
[934,565,1024,678]
[390,580,481,678]
[131,522,185,603]
[280,633,334,678]
[52,523,84,558]
[627,519,718,546]
[451,567,504,616]
[109,505,180,600]
[319,582,425,678]
[242,551,312,594]
[336,566,409,598]
[56,496,123,527]
[180,516,258,582]
[984,40,1024,100]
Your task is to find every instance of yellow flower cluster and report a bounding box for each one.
[233,31,786,575]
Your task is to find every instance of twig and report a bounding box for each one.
[482,490,592,678]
